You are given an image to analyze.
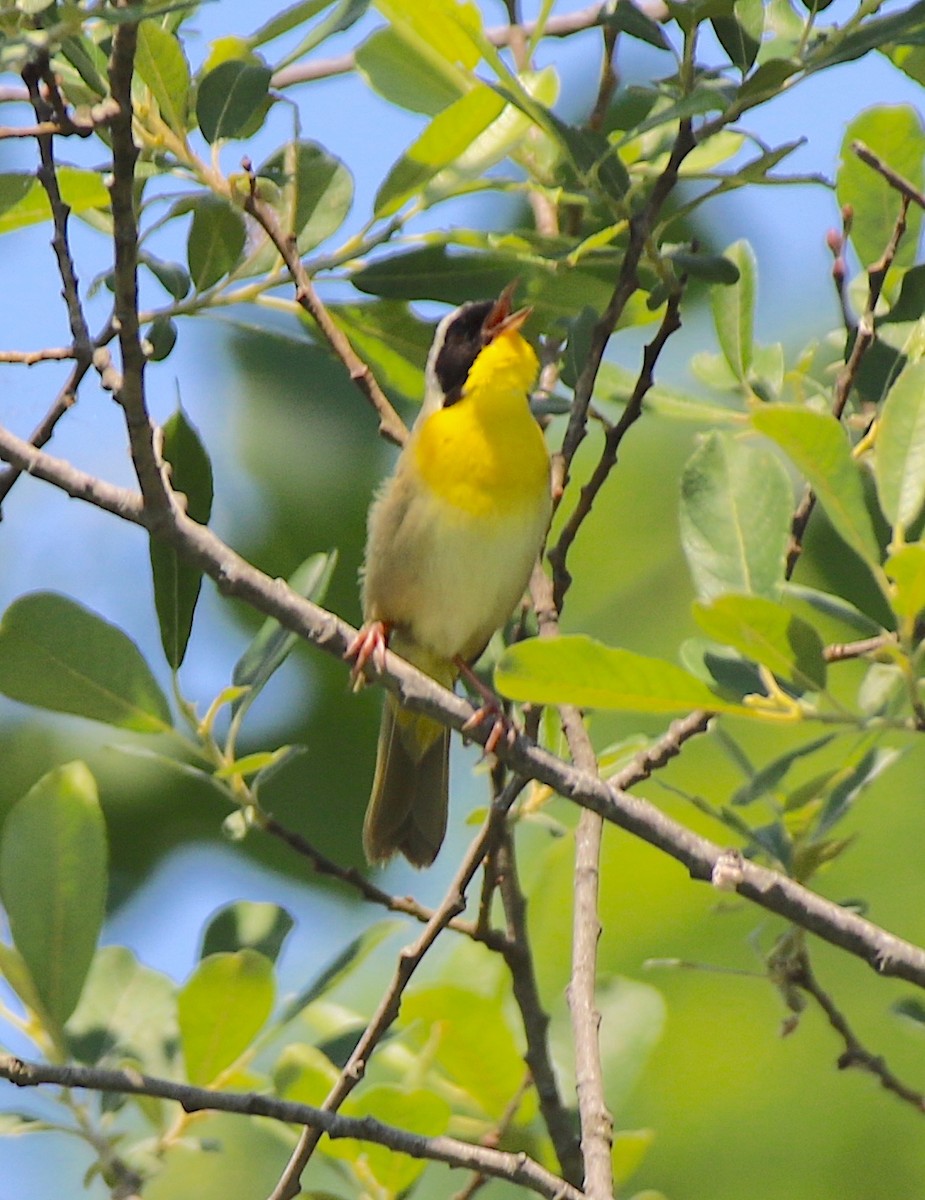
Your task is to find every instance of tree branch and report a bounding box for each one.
[2,424,925,991]
[242,162,408,447]
[0,1053,581,1200]
[268,776,529,1200]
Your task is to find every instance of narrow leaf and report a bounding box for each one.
[231,551,337,719]
[0,763,107,1028]
[752,406,882,570]
[150,408,214,669]
[135,21,190,136]
[375,85,506,217]
[693,594,827,690]
[0,593,172,731]
[875,360,925,534]
[680,431,792,600]
[496,635,752,714]
[711,239,756,381]
[278,922,398,1023]
[178,950,275,1086]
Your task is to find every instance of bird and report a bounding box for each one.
[347,284,552,867]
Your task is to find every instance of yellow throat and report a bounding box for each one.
[412,326,548,518]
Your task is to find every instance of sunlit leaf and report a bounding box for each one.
[0,762,106,1029]
[711,240,756,381]
[356,24,465,114]
[66,946,177,1074]
[693,594,827,690]
[837,106,924,269]
[680,432,792,600]
[375,85,506,216]
[885,543,925,621]
[178,950,275,1086]
[0,169,109,235]
[496,635,753,714]
[136,21,190,136]
[875,360,925,534]
[0,592,172,731]
[751,406,882,571]
[334,1085,451,1192]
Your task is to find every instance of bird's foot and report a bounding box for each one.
[345,620,390,691]
[456,657,517,757]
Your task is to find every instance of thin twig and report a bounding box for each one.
[549,288,684,608]
[242,162,407,447]
[0,1054,581,1200]
[4,426,925,988]
[0,346,76,364]
[785,196,909,577]
[852,140,925,212]
[449,1073,535,1200]
[788,950,925,1112]
[496,829,584,1186]
[106,15,174,516]
[267,775,529,1200]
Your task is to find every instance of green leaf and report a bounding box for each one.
[200,902,294,964]
[278,921,398,1024]
[0,169,109,236]
[140,253,191,300]
[66,946,177,1073]
[731,733,836,806]
[178,950,275,1086]
[0,592,173,731]
[399,987,524,1117]
[693,594,827,690]
[885,543,925,621]
[258,140,353,252]
[837,106,925,270]
[605,0,673,49]
[875,360,925,535]
[815,747,901,837]
[136,20,190,135]
[249,0,337,47]
[197,59,272,143]
[187,194,246,290]
[149,407,214,669]
[781,582,884,636]
[231,551,337,720]
[667,247,740,285]
[144,315,178,361]
[375,85,506,217]
[274,1043,339,1105]
[356,25,465,114]
[752,406,882,571]
[496,635,751,714]
[329,303,431,399]
[679,432,793,600]
[712,0,763,72]
[335,1085,451,1192]
[0,763,106,1029]
[711,239,756,381]
[736,57,799,101]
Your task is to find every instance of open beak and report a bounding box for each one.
[483,281,532,342]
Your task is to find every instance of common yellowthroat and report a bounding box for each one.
[350,285,552,867]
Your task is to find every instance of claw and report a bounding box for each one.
[345,620,390,690]
[462,701,517,757]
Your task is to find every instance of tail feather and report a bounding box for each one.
[363,694,449,867]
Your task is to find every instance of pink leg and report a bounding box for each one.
[455,656,516,755]
[345,620,390,689]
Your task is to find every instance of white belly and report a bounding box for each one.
[363,474,550,665]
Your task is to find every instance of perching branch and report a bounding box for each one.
[0,1053,580,1200]
[2,423,925,988]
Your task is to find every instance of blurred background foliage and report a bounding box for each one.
[3,1,925,1198]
